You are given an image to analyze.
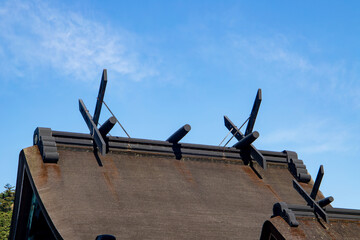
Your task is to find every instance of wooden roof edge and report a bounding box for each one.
[33,127,316,184]
[9,148,63,240]
[35,127,291,164]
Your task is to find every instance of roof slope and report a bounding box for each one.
[262,216,360,240]
[22,142,316,240]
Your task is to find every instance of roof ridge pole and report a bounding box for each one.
[93,69,108,126]
[245,88,262,136]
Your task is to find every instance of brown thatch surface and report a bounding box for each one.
[22,144,318,239]
[264,216,360,240]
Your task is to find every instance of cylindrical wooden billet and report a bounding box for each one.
[233,131,259,149]
[318,196,334,208]
[167,124,191,143]
[99,116,117,137]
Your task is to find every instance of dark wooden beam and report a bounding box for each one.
[224,116,266,169]
[79,99,106,155]
[293,179,328,223]
[167,124,191,143]
[245,89,262,136]
[93,69,108,126]
[233,131,259,149]
[99,116,117,138]
[310,165,324,200]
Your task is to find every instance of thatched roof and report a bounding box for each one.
[11,129,360,240]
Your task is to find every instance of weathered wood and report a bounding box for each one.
[93,69,107,125]
[79,99,106,155]
[167,124,191,143]
[245,89,262,136]
[293,180,328,223]
[310,165,324,199]
[233,131,259,149]
[99,116,117,137]
[224,116,266,169]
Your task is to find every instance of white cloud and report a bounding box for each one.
[0,0,157,82]
[227,33,360,110]
[231,35,313,72]
[260,118,352,154]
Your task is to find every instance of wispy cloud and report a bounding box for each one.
[231,34,313,72]
[0,0,157,82]
[260,118,352,154]
[226,33,360,109]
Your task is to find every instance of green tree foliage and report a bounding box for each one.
[0,184,15,240]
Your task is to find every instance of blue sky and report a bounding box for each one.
[0,0,359,209]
